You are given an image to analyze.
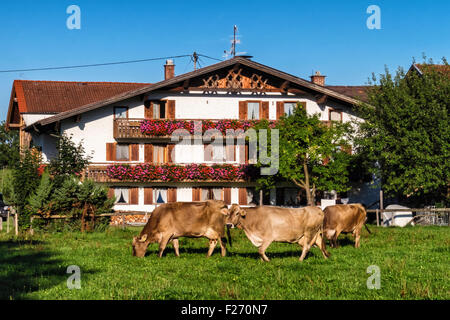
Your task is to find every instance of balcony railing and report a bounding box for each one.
[114,119,151,139]
[114,118,335,140]
[85,163,258,183]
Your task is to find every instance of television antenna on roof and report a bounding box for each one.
[223,25,247,59]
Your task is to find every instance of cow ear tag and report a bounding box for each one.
[240,210,247,217]
[139,234,148,242]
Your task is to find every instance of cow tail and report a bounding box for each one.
[359,205,372,234]
[226,224,233,248]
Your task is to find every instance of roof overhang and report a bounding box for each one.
[26,57,364,132]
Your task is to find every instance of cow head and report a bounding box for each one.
[132,234,149,257]
[205,200,229,216]
[226,204,246,228]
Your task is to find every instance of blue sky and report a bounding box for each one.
[1,0,449,120]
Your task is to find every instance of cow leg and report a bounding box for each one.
[207,239,218,257]
[158,234,172,258]
[258,241,272,262]
[219,237,227,257]
[172,239,180,257]
[354,228,361,248]
[299,235,312,262]
[332,230,341,248]
[315,233,330,259]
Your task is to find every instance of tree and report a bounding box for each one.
[0,121,20,167]
[10,149,42,228]
[49,134,92,177]
[256,105,353,206]
[355,58,449,206]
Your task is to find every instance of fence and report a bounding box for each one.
[366,208,450,227]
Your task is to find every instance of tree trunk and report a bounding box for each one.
[303,161,315,206]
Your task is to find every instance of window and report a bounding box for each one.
[153,102,166,119]
[153,188,168,203]
[114,107,128,119]
[153,145,166,163]
[116,144,129,161]
[114,188,129,204]
[284,102,296,116]
[201,188,223,201]
[246,188,260,205]
[204,144,225,162]
[329,109,342,122]
[247,102,260,120]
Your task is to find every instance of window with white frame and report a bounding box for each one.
[201,187,223,201]
[116,144,129,161]
[152,102,166,119]
[114,188,129,204]
[284,102,296,116]
[153,188,168,203]
[247,102,260,120]
[153,145,166,163]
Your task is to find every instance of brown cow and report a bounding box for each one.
[132,200,229,258]
[226,205,330,262]
[323,204,368,248]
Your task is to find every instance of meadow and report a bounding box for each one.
[0,224,448,300]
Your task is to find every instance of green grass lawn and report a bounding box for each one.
[0,224,448,300]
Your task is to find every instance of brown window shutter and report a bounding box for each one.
[106,143,116,161]
[144,187,153,205]
[144,101,153,119]
[261,101,269,119]
[107,188,115,200]
[239,101,247,120]
[192,187,201,201]
[225,143,235,162]
[144,144,153,162]
[224,188,231,205]
[130,144,140,161]
[238,188,248,205]
[129,187,139,205]
[167,100,176,119]
[276,101,284,119]
[168,188,177,203]
[167,144,175,163]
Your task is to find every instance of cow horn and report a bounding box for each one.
[139,234,148,242]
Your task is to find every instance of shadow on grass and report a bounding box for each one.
[0,238,97,300]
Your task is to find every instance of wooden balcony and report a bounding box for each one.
[114,118,157,140]
[84,164,254,183]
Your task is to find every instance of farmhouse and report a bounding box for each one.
[5,56,374,212]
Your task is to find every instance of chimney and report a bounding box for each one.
[310,71,326,86]
[164,59,175,80]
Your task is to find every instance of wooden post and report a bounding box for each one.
[379,190,384,212]
[121,213,125,229]
[14,212,18,236]
[376,209,380,226]
[259,190,263,206]
[7,210,10,233]
[0,216,3,231]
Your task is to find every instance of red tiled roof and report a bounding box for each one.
[326,86,370,102]
[414,64,450,77]
[14,80,151,114]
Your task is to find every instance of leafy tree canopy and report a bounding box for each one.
[355,57,449,206]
